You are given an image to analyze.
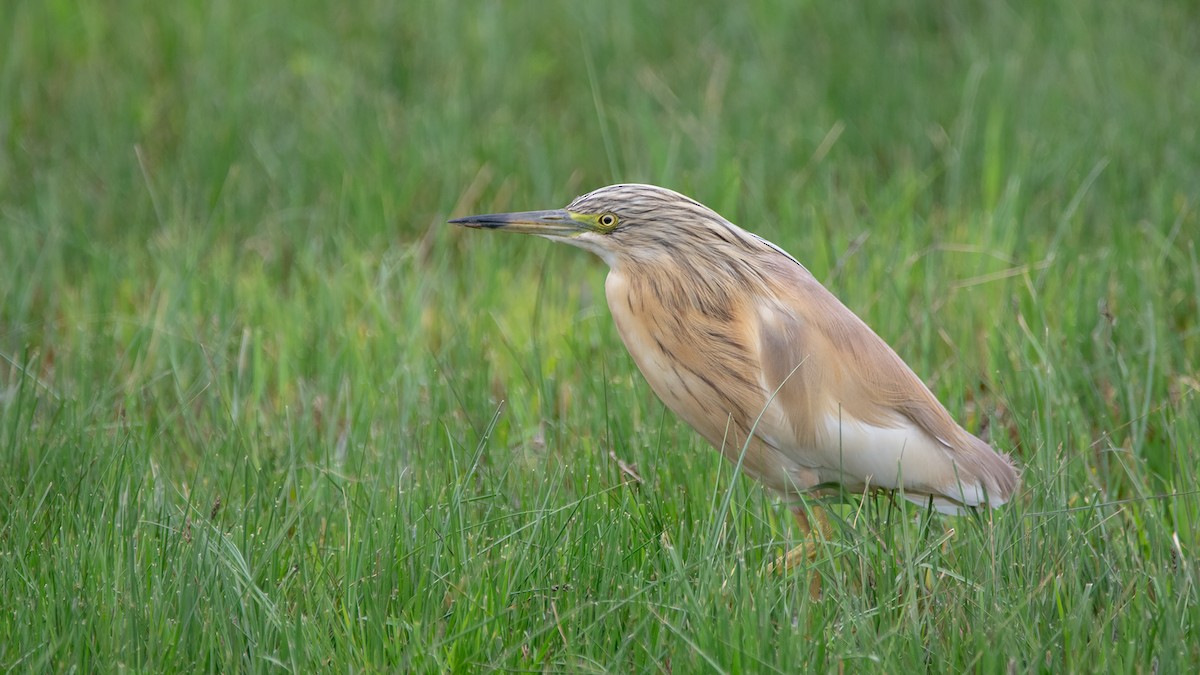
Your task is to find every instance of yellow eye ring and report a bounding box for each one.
[598,213,618,228]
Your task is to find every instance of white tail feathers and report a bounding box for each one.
[818,413,1019,514]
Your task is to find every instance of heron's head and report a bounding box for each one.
[450,184,729,267]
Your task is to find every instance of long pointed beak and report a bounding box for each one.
[448,209,586,237]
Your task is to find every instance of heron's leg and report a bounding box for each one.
[768,504,831,598]
[785,505,832,566]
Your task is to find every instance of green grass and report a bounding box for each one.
[2,0,1198,671]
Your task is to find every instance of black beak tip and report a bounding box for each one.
[448,216,495,228]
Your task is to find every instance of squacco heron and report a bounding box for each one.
[451,184,1019,571]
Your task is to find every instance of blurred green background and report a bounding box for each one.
[2,1,1198,671]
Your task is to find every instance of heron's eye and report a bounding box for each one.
[598,213,618,229]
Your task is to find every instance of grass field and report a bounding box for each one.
[3,0,1199,671]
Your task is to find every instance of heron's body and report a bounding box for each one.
[453,184,1019,515]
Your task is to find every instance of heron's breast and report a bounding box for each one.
[604,271,762,443]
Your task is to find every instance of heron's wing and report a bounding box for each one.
[753,265,1018,509]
